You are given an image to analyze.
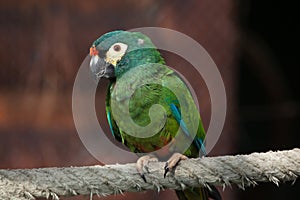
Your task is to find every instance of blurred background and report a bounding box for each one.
[0,0,299,199]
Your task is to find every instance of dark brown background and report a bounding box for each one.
[0,0,299,199]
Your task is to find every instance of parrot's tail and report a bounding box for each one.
[175,185,221,200]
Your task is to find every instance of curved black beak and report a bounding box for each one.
[89,55,115,80]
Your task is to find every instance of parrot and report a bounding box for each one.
[89,30,221,200]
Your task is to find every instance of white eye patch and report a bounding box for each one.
[105,42,128,66]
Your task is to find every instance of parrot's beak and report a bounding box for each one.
[89,46,115,79]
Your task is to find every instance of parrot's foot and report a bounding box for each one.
[136,154,158,182]
[164,153,188,178]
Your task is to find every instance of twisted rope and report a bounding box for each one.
[0,148,299,199]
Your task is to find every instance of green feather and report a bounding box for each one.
[98,31,214,200]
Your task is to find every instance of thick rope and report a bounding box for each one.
[0,148,299,199]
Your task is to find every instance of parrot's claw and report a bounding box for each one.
[164,153,188,178]
[136,154,158,182]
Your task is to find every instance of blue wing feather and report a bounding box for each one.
[106,110,115,138]
[170,103,206,156]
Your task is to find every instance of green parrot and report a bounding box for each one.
[89,30,221,200]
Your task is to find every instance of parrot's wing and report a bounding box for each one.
[106,82,124,143]
[170,102,206,156]
[161,70,206,156]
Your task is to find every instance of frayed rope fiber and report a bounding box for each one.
[0,148,299,199]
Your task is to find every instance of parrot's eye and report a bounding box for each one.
[105,42,128,66]
[113,44,121,52]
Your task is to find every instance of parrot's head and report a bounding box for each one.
[89,30,165,80]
